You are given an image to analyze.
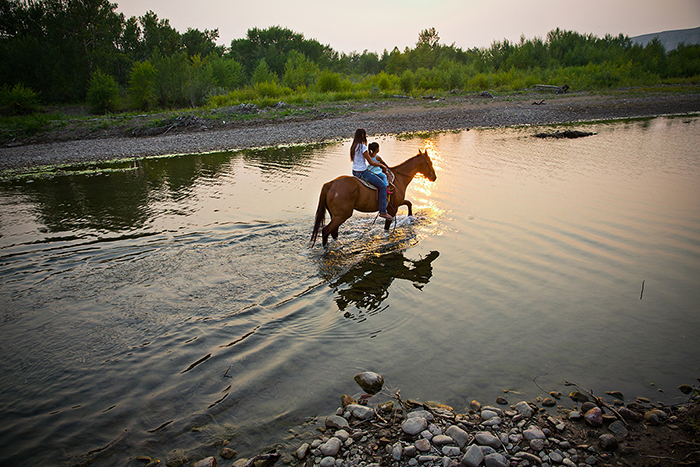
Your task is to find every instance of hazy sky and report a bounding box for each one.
[115,0,700,53]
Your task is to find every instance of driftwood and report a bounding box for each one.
[533,84,570,94]
[533,130,595,139]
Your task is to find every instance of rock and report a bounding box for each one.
[446,425,470,448]
[549,391,562,400]
[320,438,342,456]
[325,415,349,429]
[584,407,603,427]
[542,397,556,407]
[608,420,629,439]
[523,427,545,440]
[514,401,534,418]
[460,445,484,467]
[605,390,624,399]
[481,416,501,427]
[599,433,618,451]
[530,438,545,451]
[220,448,237,460]
[644,409,668,425]
[481,409,498,420]
[442,446,461,457]
[618,406,641,422]
[569,391,589,403]
[294,443,309,460]
[474,431,501,449]
[408,410,434,421]
[354,371,384,394]
[549,450,564,463]
[495,396,508,405]
[403,417,428,435]
[232,459,248,467]
[679,384,693,394]
[346,404,375,420]
[392,442,403,460]
[319,457,335,467]
[340,394,356,408]
[192,458,216,467]
[580,401,597,413]
[379,401,394,412]
[514,451,542,464]
[568,410,582,421]
[484,453,508,467]
[469,400,482,412]
[432,434,454,445]
[416,438,431,451]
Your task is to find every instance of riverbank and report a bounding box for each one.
[157,374,700,467]
[1,86,700,171]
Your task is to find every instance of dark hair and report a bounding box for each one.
[368,142,379,153]
[350,128,367,161]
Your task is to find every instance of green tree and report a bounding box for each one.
[127,60,157,110]
[251,58,277,84]
[209,56,245,90]
[87,69,120,114]
[282,51,319,89]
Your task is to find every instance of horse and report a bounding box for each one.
[311,150,437,247]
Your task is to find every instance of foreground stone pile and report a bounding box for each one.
[279,373,698,467]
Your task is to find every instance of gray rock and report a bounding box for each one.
[608,420,629,439]
[320,456,336,467]
[530,438,545,451]
[295,443,309,459]
[392,442,403,460]
[442,446,461,457]
[460,445,484,467]
[403,417,428,435]
[418,456,440,463]
[446,425,470,448]
[420,430,433,440]
[432,435,454,445]
[353,371,384,394]
[482,406,504,416]
[415,438,431,452]
[484,453,508,467]
[320,437,342,456]
[481,410,499,420]
[514,401,534,418]
[474,431,501,449]
[334,429,350,442]
[599,433,618,451]
[562,459,576,467]
[192,458,216,467]
[481,416,501,427]
[549,451,563,463]
[325,415,349,429]
[405,445,417,457]
[346,404,375,420]
[568,410,581,421]
[408,410,434,421]
[523,427,545,440]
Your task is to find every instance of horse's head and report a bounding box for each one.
[418,150,437,182]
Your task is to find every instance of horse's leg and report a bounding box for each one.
[322,213,351,246]
[401,200,413,216]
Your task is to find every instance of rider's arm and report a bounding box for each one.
[364,151,388,170]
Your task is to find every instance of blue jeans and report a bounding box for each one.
[353,169,388,214]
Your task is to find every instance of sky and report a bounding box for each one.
[115,0,700,54]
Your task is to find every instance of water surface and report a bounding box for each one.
[1,116,699,465]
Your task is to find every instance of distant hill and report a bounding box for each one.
[630,26,700,50]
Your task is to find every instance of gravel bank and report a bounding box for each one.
[1,90,699,171]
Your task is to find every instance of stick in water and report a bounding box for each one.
[640,280,645,300]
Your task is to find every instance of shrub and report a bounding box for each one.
[317,70,343,92]
[87,70,120,114]
[127,61,157,110]
[0,83,41,115]
[400,70,415,94]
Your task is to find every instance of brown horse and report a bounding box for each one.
[311,150,437,247]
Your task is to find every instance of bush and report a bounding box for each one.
[127,61,157,110]
[400,70,415,94]
[87,70,120,114]
[0,83,41,115]
[317,70,343,92]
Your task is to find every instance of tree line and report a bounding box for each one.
[1,0,699,114]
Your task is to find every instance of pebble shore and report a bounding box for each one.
[2,90,700,171]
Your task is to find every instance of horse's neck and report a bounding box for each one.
[392,156,421,183]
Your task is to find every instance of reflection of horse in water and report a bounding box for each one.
[311,150,437,247]
[333,251,440,314]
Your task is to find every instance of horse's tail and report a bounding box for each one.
[311,182,331,246]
